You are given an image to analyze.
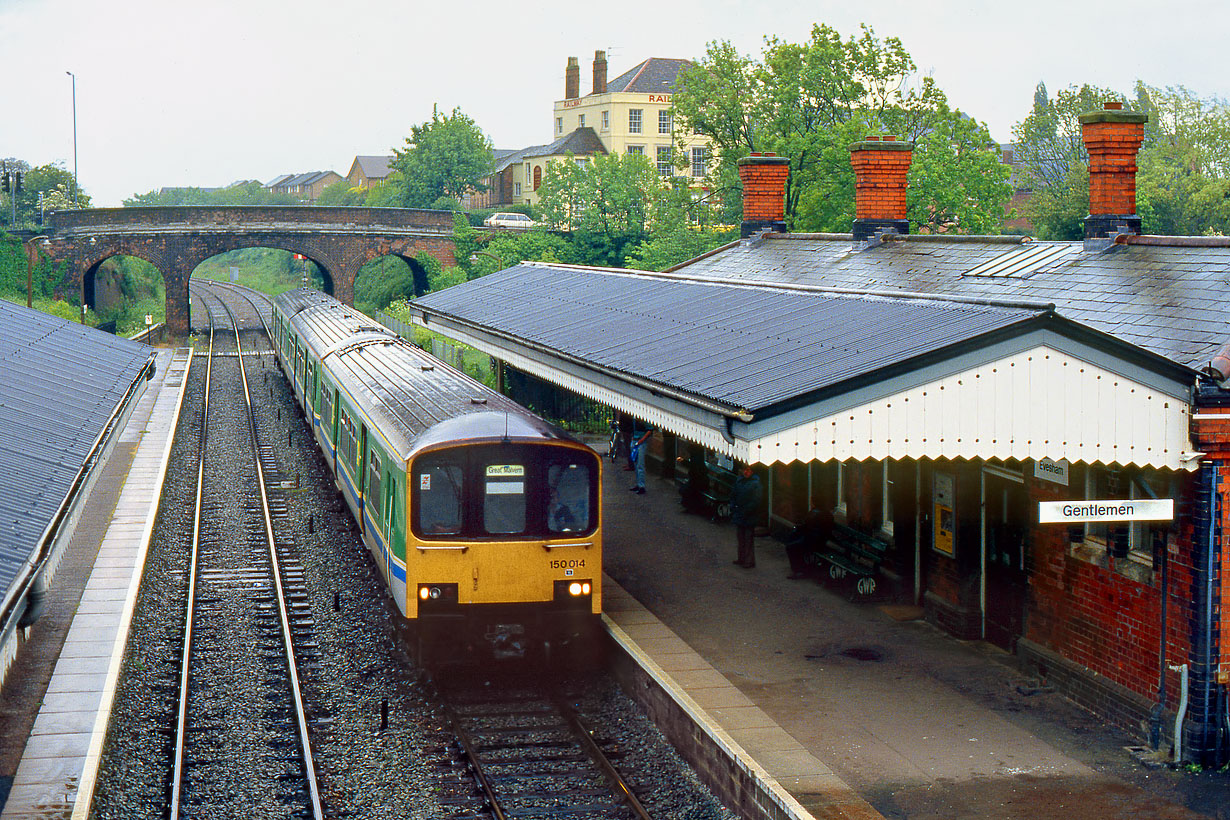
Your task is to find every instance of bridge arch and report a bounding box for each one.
[38,206,456,335]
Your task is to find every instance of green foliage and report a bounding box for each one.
[1,161,91,229]
[354,255,420,315]
[315,180,366,206]
[123,180,298,207]
[1012,82,1230,238]
[674,24,1010,234]
[536,151,658,237]
[453,216,575,278]
[626,225,737,271]
[391,107,494,208]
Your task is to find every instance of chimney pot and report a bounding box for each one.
[1078,104,1148,239]
[737,154,791,237]
[565,56,580,100]
[593,50,607,94]
[849,135,913,242]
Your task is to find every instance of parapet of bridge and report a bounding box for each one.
[37,206,458,335]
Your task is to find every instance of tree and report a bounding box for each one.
[1,161,91,228]
[1011,82,1230,238]
[390,107,494,209]
[673,24,1009,234]
[315,180,366,206]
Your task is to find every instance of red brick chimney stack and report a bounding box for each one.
[849,135,913,242]
[593,50,608,94]
[565,57,580,100]
[1079,101,1148,239]
[737,153,790,237]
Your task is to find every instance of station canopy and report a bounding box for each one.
[0,300,154,591]
[407,262,1196,471]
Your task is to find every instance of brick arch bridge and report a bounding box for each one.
[31,206,457,335]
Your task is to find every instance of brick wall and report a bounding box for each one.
[849,137,912,222]
[1079,103,1147,218]
[737,154,790,234]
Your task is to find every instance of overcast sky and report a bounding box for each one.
[2,0,1227,206]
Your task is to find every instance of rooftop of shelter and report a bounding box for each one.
[0,300,154,589]
[675,231,1230,373]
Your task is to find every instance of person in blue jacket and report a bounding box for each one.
[730,463,762,568]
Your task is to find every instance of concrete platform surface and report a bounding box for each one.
[600,464,1226,820]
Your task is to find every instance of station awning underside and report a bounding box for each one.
[408,263,1196,471]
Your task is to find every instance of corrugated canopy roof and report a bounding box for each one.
[409,263,1194,468]
[0,300,153,592]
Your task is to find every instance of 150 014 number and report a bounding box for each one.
[550,559,586,569]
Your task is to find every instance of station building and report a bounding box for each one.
[409,103,1230,765]
[474,51,712,211]
[0,301,155,687]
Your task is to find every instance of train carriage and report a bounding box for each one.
[271,289,602,659]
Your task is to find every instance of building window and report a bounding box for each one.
[514,182,522,196]
[629,109,642,134]
[601,110,609,130]
[627,145,644,156]
[556,117,563,135]
[579,113,585,128]
[659,110,673,134]
[575,158,588,169]
[691,147,707,177]
[533,166,542,191]
[525,162,531,178]
[656,146,672,176]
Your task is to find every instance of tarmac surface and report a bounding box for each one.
[600,460,1229,820]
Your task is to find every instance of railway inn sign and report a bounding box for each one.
[1038,499,1174,524]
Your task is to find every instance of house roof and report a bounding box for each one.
[674,233,1230,373]
[0,300,153,594]
[606,57,691,94]
[408,262,1194,468]
[350,155,393,180]
[524,127,608,160]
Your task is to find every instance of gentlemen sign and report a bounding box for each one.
[1038,499,1173,523]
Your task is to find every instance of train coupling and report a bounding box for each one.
[484,623,528,660]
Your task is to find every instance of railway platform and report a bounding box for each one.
[600,466,1224,820]
[0,348,189,820]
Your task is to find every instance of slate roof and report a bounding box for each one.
[674,233,1230,372]
[525,128,608,160]
[408,263,1120,415]
[0,300,152,594]
[352,155,392,179]
[606,58,691,94]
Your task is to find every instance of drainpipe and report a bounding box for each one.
[1188,460,1228,766]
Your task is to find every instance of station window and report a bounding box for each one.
[658,110,673,134]
[656,147,672,176]
[1073,465,1167,582]
[627,145,644,156]
[601,110,609,130]
[578,113,586,128]
[628,109,642,134]
[514,182,522,196]
[691,147,708,177]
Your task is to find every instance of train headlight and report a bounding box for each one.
[417,584,457,605]
[565,581,592,597]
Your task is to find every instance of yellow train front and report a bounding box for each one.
[270,288,602,662]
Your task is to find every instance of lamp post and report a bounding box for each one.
[468,250,505,268]
[66,71,77,206]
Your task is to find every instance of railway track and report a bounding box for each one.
[424,671,654,820]
[170,282,326,818]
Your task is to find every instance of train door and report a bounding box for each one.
[983,465,1029,650]
[356,426,368,534]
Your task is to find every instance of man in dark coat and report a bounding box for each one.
[730,464,762,568]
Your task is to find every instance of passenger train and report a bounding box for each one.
[270,289,602,660]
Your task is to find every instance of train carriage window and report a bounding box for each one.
[547,463,590,533]
[339,410,358,470]
[418,462,464,535]
[320,386,335,439]
[484,464,526,534]
[367,450,383,522]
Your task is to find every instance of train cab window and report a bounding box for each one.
[547,463,590,533]
[418,463,464,535]
[484,464,526,534]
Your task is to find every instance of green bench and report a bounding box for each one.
[821,523,890,597]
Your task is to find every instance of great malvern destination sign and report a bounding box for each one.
[1038,499,1174,524]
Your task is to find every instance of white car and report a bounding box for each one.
[483,212,539,229]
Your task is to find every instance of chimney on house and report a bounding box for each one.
[1080,101,1148,240]
[849,135,913,242]
[593,50,608,94]
[737,153,790,237]
[565,56,580,100]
